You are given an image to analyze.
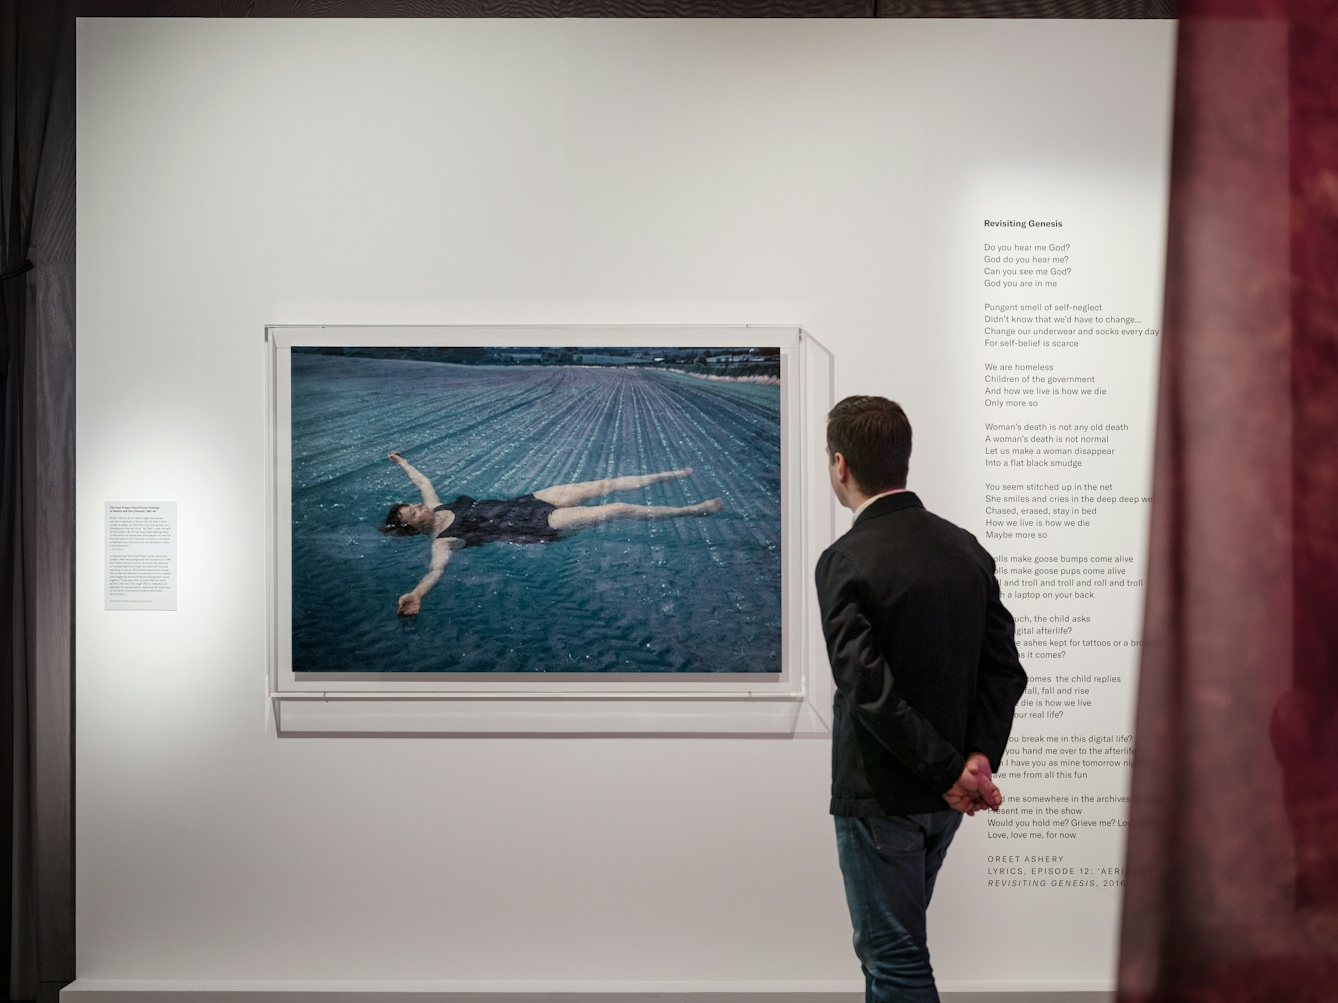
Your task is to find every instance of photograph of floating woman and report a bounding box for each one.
[289,346,782,673]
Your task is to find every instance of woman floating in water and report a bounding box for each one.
[381,452,723,616]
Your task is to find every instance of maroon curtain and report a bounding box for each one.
[1119,5,1338,1001]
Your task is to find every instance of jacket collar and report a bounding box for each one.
[851,490,923,529]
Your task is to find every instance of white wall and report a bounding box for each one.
[75,18,1174,992]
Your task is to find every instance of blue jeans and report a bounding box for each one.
[834,811,962,1003]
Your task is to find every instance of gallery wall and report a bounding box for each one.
[74,18,1174,995]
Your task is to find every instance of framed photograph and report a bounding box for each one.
[267,326,834,735]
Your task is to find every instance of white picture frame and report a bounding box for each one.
[266,325,835,735]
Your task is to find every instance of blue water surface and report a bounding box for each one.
[290,353,782,673]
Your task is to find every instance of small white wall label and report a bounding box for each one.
[105,501,177,611]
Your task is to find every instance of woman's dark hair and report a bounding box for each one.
[379,503,420,537]
[826,396,912,493]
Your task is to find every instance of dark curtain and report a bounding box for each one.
[1118,4,1338,1002]
[0,3,74,1003]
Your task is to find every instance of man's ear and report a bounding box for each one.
[831,451,849,483]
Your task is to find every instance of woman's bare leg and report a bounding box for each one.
[534,468,695,508]
[547,498,722,532]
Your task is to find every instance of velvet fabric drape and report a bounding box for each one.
[0,3,74,1003]
[0,5,73,1003]
[1118,5,1338,1002]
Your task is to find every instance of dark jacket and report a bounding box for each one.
[816,491,1027,817]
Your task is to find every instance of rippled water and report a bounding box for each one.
[290,352,781,673]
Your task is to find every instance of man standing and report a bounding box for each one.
[816,396,1027,1003]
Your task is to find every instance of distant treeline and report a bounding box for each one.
[657,362,780,378]
[294,345,780,377]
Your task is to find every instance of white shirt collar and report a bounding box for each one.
[853,487,908,519]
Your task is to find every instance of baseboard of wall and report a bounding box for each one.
[62,981,1115,1003]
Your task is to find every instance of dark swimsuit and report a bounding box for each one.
[433,494,563,548]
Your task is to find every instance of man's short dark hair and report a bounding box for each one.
[379,503,419,537]
[826,396,912,493]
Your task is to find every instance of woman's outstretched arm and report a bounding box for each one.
[388,451,442,508]
[398,536,455,617]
